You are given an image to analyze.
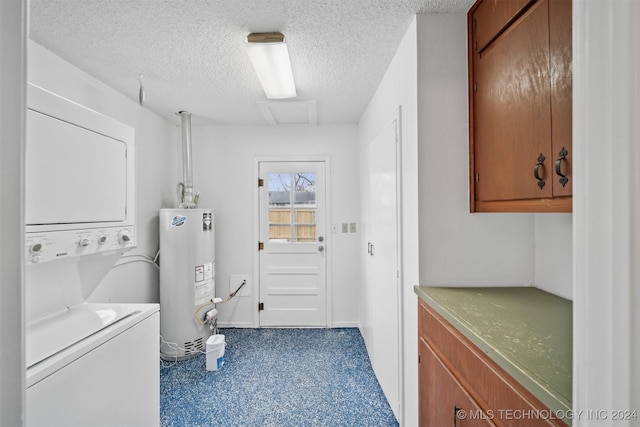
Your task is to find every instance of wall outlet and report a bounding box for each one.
[229,274,251,298]
[331,224,339,234]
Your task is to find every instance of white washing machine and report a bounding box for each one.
[26,301,159,426]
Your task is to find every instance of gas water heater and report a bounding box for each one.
[159,208,215,360]
[159,111,216,361]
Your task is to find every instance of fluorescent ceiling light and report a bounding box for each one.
[245,32,297,99]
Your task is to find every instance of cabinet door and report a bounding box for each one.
[419,338,496,427]
[474,0,552,202]
[549,0,572,197]
[472,0,534,52]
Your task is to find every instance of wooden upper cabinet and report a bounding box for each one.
[469,0,572,212]
[474,1,553,202]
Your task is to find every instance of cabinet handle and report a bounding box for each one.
[555,147,569,187]
[454,406,461,427]
[534,153,546,189]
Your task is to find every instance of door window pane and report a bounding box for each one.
[268,172,316,242]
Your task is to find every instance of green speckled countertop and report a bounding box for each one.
[415,286,572,418]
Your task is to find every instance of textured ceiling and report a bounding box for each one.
[29,0,474,125]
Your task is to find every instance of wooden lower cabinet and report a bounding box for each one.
[420,337,496,427]
[418,300,568,427]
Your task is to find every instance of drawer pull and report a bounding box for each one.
[534,153,546,189]
[454,405,461,427]
[555,147,569,187]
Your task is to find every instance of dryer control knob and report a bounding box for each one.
[117,230,133,246]
[98,234,108,245]
[79,238,92,247]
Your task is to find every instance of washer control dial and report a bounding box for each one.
[118,229,133,245]
[30,242,44,254]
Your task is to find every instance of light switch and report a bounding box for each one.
[349,223,356,233]
[342,223,349,233]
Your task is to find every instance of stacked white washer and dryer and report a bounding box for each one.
[24,84,159,426]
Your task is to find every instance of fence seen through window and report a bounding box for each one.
[268,172,317,243]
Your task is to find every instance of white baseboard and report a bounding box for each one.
[218,321,361,329]
[217,322,254,328]
[330,321,360,328]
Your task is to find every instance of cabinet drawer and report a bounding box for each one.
[420,337,496,427]
[471,0,534,52]
[419,300,566,427]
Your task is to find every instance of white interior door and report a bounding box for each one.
[258,161,327,327]
[361,117,401,416]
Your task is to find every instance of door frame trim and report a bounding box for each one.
[394,106,405,422]
[253,155,332,328]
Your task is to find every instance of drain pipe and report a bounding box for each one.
[178,111,196,208]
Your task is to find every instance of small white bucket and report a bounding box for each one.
[205,334,225,371]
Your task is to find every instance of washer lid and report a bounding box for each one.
[25,302,139,369]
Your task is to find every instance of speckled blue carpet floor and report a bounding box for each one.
[160,328,399,427]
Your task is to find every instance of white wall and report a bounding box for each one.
[417,14,535,287]
[190,124,360,327]
[0,1,26,424]
[358,18,420,427]
[27,41,178,303]
[534,214,572,299]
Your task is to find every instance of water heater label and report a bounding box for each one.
[171,215,187,227]
[195,279,214,305]
[195,265,205,282]
[194,262,215,305]
[202,212,212,231]
[203,262,214,280]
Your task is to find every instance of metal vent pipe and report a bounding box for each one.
[178,111,196,208]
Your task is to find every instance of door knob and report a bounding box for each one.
[318,236,324,242]
[318,245,325,252]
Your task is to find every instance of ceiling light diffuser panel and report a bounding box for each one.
[245,32,297,99]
